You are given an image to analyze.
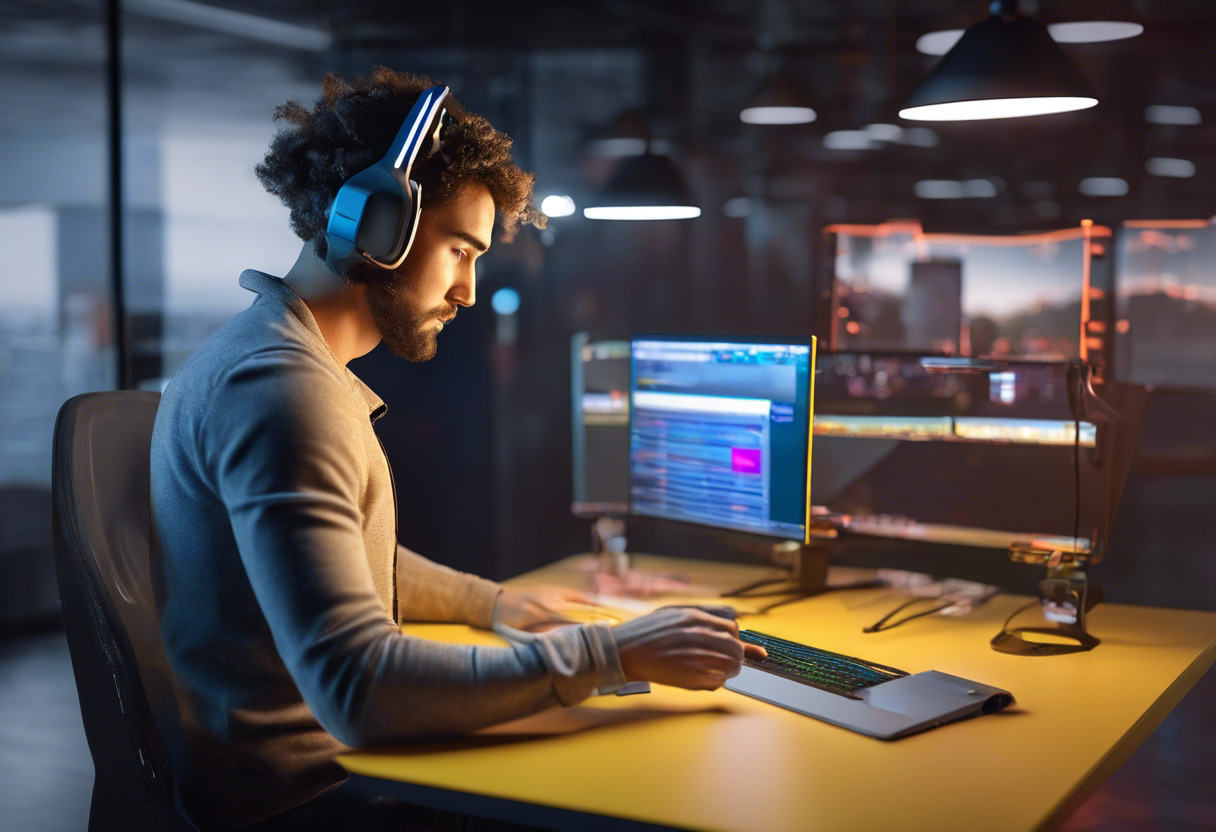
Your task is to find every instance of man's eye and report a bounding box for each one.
[453,248,467,260]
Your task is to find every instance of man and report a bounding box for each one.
[151,68,763,831]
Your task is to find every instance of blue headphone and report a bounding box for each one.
[324,84,452,275]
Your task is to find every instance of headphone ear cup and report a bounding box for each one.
[355,189,408,260]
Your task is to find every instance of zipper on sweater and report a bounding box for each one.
[374,430,399,622]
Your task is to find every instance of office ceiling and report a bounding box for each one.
[3,0,1215,228]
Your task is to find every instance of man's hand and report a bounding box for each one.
[492,585,597,632]
[612,606,768,691]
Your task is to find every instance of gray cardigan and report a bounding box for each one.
[150,270,624,829]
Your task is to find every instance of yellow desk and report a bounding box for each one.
[340,555,1216,832]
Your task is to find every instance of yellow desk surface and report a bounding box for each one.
[340,554,1216,832]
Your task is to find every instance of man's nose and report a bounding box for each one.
[450,267,476,307]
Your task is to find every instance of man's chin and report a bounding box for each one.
[384,332,438,362]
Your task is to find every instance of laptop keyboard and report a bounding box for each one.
[739,630,909,699]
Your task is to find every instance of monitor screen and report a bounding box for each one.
[811,353,1104,556]
[628,335,816,543]
[1115,220,1216,389]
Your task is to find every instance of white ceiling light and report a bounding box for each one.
[1144,105,1202,126]
[916,30,964,56]
[583,206,701,221]
[914,179,999,199]
[740,106,817,125]
[1146,158,1196,178]
[540,195,576,217]
[901,4,1098,122]
[1079,177,1129,196]
[1047,21,1143,43]
[864,123,904,142]
[823,130,874,150]
[739,71,817,125]
[918,2,1142,54]
[722,197,752,218]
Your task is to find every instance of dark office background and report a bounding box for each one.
[2,1,1214,829]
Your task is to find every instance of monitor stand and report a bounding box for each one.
[991,544,1103,655]
[720,542,834,611]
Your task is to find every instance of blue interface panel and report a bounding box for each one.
[629,336,815,542]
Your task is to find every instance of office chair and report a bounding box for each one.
[52,391,194,832]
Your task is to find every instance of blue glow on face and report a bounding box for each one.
[491,287,521,316]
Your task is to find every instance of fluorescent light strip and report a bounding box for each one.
[739,106,817,125]
[583,206,701,220]
[1047,21,1143,43]
[1145,105,1202,125]
[900,96,1097,121]
[1146,158,1196,178]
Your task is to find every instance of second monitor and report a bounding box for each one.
[629,335,817,544]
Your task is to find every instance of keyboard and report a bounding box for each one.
[738,630,909,699]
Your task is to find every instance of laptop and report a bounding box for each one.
[725,630,1014,740]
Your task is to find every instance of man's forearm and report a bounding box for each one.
[395,544,501,627]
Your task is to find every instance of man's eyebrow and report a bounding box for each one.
[448,229,490,253]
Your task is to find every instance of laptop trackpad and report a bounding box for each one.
[860,670,1014,718]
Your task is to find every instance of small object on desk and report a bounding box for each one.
[615,680,652,696]
[727,629,1014,740]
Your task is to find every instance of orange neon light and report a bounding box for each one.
[825,221,1112,245]
[1124,219,1214,229]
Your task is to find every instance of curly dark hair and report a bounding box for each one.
[255,66,544,280]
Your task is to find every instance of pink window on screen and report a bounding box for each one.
[731,447,762,474]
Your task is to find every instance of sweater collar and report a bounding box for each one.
[238,269,387,421]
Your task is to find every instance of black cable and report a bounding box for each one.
[1074,364,1082,557]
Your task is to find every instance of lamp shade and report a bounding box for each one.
[900,13,1098,122]
[583,151,701,220]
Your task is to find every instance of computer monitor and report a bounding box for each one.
[824,221,1114,372]
[1115,219,1216,390]
[570,334,630,517]
[628,334,817,544]
[810,352,1121,564]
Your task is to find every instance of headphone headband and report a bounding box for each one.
[324,85,451,275]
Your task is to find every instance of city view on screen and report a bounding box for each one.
[830,222,1108,361]
[1115,220,1216,389]
[629,336,815,542]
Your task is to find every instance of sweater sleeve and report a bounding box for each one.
[396,544,502,629]
[204,352,621,746]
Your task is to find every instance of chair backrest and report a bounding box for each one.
[52,391,193,832]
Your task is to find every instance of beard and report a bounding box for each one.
[364,275,456,363]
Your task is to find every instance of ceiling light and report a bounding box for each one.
[900,3,1098,122]
[723,197,752,218]
[1047,21,1143,42]
[1144,105,1202,126]
[823,130,874,150]
[1079,177,1128,197]
[916,30,964,56]
[539,195,576,217]
[1146,158,1196,178]
[583,151,700,221]
[919,1,1142,54]
[739,73,817,125]
[914,179,999,199]
[864,123,904,142]
[1042,0,1143,43]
